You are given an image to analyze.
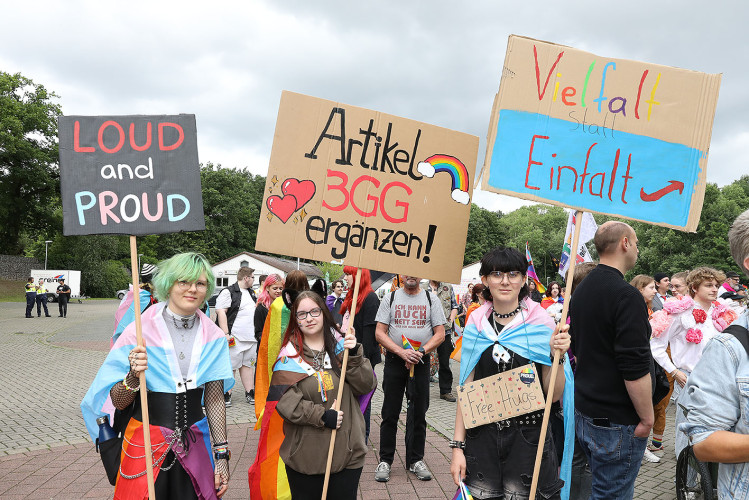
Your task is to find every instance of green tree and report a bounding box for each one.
[0,72,62,254]
[154,164,266,261]
[464,204,506,265]
[315,262,344,283]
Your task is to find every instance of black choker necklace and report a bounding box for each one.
[493,305,521,319]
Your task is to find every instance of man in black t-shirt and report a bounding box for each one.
[569,221,654,500]
[56,279,71,317]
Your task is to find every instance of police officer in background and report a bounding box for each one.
[24,277,36,318]
[56,278,71,317]
[36,279,51,317]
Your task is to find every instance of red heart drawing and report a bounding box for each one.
[281,178,316,210]
[267,194,298,223]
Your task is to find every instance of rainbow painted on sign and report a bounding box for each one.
[417,154,471,205]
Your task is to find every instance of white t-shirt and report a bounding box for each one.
[215,287,256,342]
[375,288,446,347]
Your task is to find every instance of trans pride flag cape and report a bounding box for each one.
[255,296,290,428]
[249,338,372,500]
[81,302,234,440]
[459,299,575,500]
[112,287,153,346]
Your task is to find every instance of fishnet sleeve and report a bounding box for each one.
[204,380,229,482]
[110,372,139,410]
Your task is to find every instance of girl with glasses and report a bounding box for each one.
[450,247,574,499]
[250,291,376,499]
[82,252,234,499]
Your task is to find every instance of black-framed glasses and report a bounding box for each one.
[296,307,322,320]
[176,280,208,291]
[487,271,524,283]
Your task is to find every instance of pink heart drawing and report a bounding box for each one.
[281,178,316,210]
[267,194,298,223]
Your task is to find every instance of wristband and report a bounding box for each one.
[449,440,465,449]
[122,374,139,392]
[214,448,231,461]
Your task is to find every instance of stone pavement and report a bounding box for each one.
[0,300,679,498]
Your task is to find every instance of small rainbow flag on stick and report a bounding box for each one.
[452,481,474,500]
[402,335,421,377]
[525,242,546,294]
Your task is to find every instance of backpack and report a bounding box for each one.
[390,289,432,308]
[724,323,749,356]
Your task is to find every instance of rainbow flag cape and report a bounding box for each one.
[249,338,372,499]
[525,242,546,294]
[460,299,575,500]
[255,296,290,428]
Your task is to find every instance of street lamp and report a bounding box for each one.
[44,240,53,270]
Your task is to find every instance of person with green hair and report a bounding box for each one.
[82,252,235,499]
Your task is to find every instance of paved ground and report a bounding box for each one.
[0,300,679,499]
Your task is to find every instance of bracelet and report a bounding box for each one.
[549,351,566,365]
[214,448,231,461]
[449,440,465,450]
[212,441,229,449]
[122,374,139,392]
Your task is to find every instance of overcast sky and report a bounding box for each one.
[2,0,746,213]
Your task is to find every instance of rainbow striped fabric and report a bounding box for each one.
[255,296,290,428]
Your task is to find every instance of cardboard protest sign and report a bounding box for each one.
[457,364,545,429]
[482,35,721,231]
[58,115,205,236]
[255,91,479,284]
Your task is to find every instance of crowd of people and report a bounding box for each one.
[78,208,749,499]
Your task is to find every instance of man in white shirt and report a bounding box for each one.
[216,266,257,406]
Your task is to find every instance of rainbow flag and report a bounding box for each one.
[255,296,290,428]
[401,335,421,351]
[525,242,546,294]
[452,481,474,500]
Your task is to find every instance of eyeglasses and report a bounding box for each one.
[487,271,524,283]
[296,307,322,321]
[176,280,208,291]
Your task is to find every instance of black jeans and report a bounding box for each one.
[464,422,563,499]
[285,465,362,500]
[379,352,430,467]
[436,330,454,394]
[58,296,68,317]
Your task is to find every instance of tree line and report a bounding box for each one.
[3,71,748,296]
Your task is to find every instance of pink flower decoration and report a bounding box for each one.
[649,310,672,338]
[711,303,738,332]
[685,328,703,344]
[692,309,707,324]
[663,295,694,315]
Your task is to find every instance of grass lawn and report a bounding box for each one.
[0,279,27,302]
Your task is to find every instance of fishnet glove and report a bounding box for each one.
[215,457,230,485]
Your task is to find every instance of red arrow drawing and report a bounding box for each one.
[640,180,685,202]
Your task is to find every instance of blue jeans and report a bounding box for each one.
[575,410,647,500]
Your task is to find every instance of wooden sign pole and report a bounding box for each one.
[129,235,156,500]
[528,210,584,499]
[321,268,362,500]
